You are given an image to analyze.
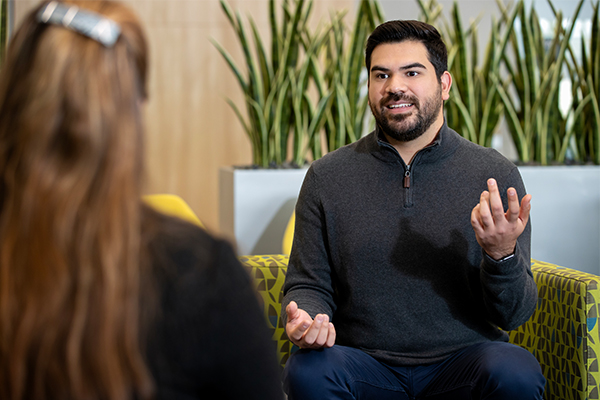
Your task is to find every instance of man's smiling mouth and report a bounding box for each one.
[388,103,413,109]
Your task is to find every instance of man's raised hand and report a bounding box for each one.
[471,178,532,261]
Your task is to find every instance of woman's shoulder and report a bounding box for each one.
[142,206,241,285]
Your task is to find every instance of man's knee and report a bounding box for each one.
[481,343,542,378]
[283,346,351,396]
[478,343,545,398]
[283,348,334,387]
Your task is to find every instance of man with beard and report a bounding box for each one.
[280,20,545,400]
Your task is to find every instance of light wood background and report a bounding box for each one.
[14,0,356,233]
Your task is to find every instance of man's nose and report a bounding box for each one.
[386,75,407,94]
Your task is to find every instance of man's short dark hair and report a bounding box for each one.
[365,20,448,80]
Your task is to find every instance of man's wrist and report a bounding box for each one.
[485,251,515,262]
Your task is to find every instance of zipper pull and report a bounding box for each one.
[404,169,411,188]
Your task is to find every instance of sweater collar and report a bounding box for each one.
[367,120,460,165]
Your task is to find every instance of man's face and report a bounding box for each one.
[368,41,451,143]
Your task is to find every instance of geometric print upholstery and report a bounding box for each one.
[239,255,298,368]
[508,259,600,400]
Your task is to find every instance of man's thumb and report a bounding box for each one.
[286,301,298,320]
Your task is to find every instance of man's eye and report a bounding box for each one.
[376,73,389,79]
[407,71,419,77]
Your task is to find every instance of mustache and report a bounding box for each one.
[382,92,419,107]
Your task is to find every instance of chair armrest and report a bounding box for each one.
[239,255,297,368]
[508,259,600,400]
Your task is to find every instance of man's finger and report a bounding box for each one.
[285,302,312,342]
[487,178,505,220]
[471,204,484,233]
[289,320,310,342]
[303,314,325,345]
[519,194,532,225]
[314,315,330,346]
[478,190,493,227]
[326,323,336,347]
[505,188,521,223]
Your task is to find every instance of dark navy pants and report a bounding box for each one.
[283,342,545,399]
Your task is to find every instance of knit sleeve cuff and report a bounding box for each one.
[481,245,524,275]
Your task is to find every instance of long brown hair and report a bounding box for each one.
[0,1,154,398]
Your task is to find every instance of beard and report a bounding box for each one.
[369,86,443,143]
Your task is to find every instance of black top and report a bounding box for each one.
[144,210,283,399]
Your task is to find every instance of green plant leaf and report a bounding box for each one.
[559,94,592,162]
[210,39,249,94]
[494,73,529,161]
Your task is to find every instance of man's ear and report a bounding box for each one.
[441,71,452,101]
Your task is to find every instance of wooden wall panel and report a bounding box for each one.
[14,0,356,232]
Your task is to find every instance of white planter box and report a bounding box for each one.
[219,166,308,255]
[518,166,600,275]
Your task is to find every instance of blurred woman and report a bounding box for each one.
[0,1,283,399]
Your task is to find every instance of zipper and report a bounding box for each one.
[376,138,429,208]
[404,166,411,188]
[404,164,413,207]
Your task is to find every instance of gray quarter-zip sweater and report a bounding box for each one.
[282,122,537,366]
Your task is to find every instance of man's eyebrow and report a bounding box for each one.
[370,65,390,73]
[370,62,428,73]
[400,62,427,70]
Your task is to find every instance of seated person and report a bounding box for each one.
[282,19,545,400]
[0,1,283,399]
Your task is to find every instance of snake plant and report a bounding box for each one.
[310,0,384,159]
[495,0,584,165]
[564,0,600,164]
[212,0,325,167]
[213,0,383,168]
[417,0,517,148]
[417,0,598,166]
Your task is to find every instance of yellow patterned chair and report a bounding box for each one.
[240,256,600,399]
[509,260,600,400]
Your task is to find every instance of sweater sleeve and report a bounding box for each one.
[479,166,537,331]
[282,166,337,326]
